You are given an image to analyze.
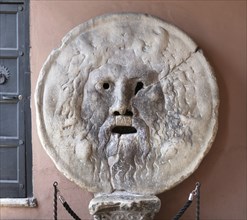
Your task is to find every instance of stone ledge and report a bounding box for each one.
[89,192,161,220]
[0,197,37,207]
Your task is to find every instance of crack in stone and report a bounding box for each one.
[144,49,200,91]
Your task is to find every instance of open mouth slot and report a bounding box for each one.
[111,126,137,135]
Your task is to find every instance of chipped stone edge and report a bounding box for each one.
[89,193,161,217]
[0,197,37,208]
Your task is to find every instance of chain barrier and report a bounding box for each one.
[53,182,81,220]
[53,182,58,220]
[196,182,201,220]
[53,181,200,220]
[172,182,201,220]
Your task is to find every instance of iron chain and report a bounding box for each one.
[53,182,81,220]
[172,182,201,220]
[53,182,58,220]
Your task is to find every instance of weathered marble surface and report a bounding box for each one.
[89,192,161,220]
[35,13,219,195]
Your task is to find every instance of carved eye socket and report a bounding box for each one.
[95,81,111,92]
[103,82,110,90]
[135,81,144,95]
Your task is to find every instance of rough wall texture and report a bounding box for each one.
[0,1,246,220]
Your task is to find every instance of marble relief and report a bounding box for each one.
[35,13,218,196]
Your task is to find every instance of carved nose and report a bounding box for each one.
[110,99,133,116]
[110,82,134,116]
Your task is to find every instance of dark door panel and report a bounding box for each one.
[0,102,19,137]
[0,4,18,49]
[0,146,18,180]
[0,1,27,198]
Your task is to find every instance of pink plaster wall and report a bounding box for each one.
[0,1,246,219]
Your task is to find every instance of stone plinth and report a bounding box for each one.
[89,192,161,220]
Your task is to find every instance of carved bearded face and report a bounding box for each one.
[36,14,218,195]
[81,51,166,190]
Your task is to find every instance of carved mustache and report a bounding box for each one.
[97,115,150,157]
[99,115,148,137]
[111,116,137,134]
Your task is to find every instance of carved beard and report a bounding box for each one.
[97,116,151,191]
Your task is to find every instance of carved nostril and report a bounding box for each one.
[113,111,121,116]
[113,110,133,116]
[125,110,133,116]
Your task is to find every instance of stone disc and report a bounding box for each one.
[35,13,219,195]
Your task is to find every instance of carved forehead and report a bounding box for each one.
[87,58,159,83]
[56,13,197,79]
[76,18,168,50]
[68,19,170,73]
